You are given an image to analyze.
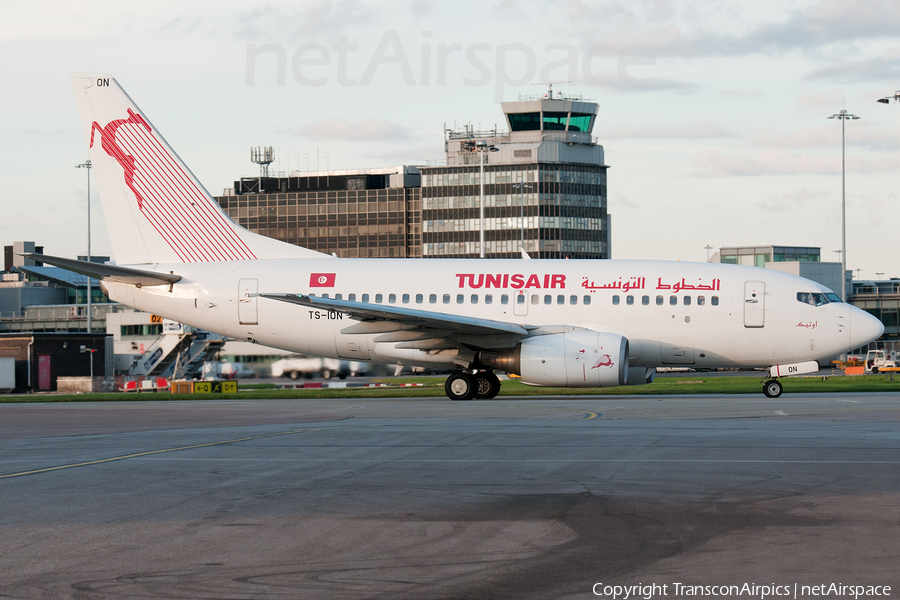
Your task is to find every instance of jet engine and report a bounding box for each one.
[484,331,628,387]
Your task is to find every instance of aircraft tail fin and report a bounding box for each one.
[70,73,330,265]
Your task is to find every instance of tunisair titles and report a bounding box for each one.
[453,273,722,293]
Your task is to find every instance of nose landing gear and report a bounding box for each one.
[762,378,783,398]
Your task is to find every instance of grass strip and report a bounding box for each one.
[2,375,898,403]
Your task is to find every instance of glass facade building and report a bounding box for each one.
[215,168,422,258]
[420,163,607,259]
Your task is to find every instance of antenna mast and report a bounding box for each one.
[250,146,274,177]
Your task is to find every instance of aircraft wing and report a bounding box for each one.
[21,254,182,286]
[260,293,532,337]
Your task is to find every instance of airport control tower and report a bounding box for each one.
[420,86,609,259]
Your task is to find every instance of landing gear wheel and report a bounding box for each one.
[763,380,783,398]
[445,371,477,401]
[473,371,501,399]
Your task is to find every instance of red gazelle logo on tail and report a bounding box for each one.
[90,109,149,210]
[88,109,255,262]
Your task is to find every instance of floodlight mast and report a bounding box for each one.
[75,159,92,332]
[463,140,499,258]
[876,91,900,170]
[827,109,859,301]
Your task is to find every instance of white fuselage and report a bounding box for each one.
[101,258,875,372]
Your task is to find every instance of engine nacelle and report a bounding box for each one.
[485,331,628,387]
[625,366,655,386]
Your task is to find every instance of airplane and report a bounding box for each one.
[31,73,884,400]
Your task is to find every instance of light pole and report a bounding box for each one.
[828,109,859,301]
[75,159,92,332]
[877,91,900,155]
[513,179,532,255]
[465,140,498,258]
[704,245,714,261]
[80,345,96,390]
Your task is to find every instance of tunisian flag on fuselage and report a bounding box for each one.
[309,273,336,287]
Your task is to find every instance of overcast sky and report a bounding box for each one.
[3,0,900,281]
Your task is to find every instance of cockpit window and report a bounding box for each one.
[797,292,842,306]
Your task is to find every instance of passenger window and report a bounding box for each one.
[669,296,677,306]
[457,294,464,304]
[612,295,620,305]
[531,294,539,305]
[583,295,591,305]
[557,295,565,305]
[471,294,479,304]
[684,296,691,306]
[362,293,369,303]
[697,296,705,306]
[656,296,663,306]
[389,293,397,303]
[711,296,719,306]
[642,295,649,305]
[626,295,634,305]
[415,294,423,304]
[402,293,410,304]
[570,295,578,305]
[544,295,551,305]
[334,294,342,300]
[322,293,329,298]
[375,294,383,303]
[517,294,526,305]
[485,294,493,304]
[349,293,356,302]
[443,294,450,304]
[501,295,509,305]
[429,294,437,304]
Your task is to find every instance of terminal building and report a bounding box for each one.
[214,90,610,260]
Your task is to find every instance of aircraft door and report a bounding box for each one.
[744,281,765,328]
[238,278,259,325]
[513,290,528,316]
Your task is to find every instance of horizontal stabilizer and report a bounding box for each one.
[22,254,181,287]
[261,293,530,337]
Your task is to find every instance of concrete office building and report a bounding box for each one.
[420,93,608,259]
[851,279,900,341]
[710,245,845,296]
[214,90,609,259]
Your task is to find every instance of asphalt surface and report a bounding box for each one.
[1,393,899,599]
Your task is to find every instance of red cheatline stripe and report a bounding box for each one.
[113,126,210,261]
[117,123,255,262]
[138,127,254,260]
[119,127,225,261]
[126,127,237,260]
[99,128,193,261]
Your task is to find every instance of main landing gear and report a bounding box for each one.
[762,378,783,398]
[445,370,501,401]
